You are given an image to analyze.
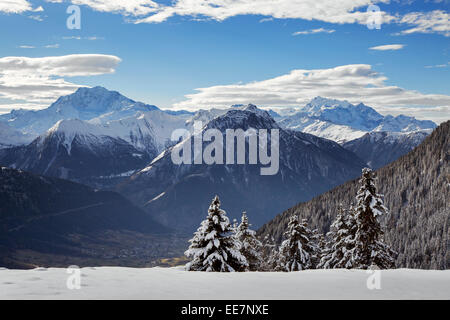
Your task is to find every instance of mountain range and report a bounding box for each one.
[0,87,440,235]
[274,97,436,143]
[118,105,366,231]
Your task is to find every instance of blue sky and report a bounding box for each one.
[0,0,449,122]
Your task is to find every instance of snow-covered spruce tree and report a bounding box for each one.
[276,216,317,271]
[185,196,248,272]
[235,212,263,271]
[352,168,396,269]
[318,204,354,269]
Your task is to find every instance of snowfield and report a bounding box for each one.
[0,267,449,300]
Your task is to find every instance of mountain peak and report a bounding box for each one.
[74,85,112,95]
[243,103,258,111]
[205,104,278,132]
[307,96,354,110]
[54,86,134,109]
[45,86,159,123]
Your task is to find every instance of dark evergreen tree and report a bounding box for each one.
[310,228,324,268]
[277,216,317,271]
[352,168,396,269]
[318,204,354,268]
[235,212,263,271]
[185,195,248,272]
[261,235,279,271]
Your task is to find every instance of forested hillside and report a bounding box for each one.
[258,121,449,269]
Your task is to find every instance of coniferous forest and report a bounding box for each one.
[258,120,449,270]
[185,167,397,272]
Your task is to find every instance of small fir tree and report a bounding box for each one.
[310,228,324,268]
[261,235,279,271]
[277,216,317,271]
[318,204,354,269]
[235,212,263,271]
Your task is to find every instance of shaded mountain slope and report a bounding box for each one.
[118,105,365,232]
[343,130,430,169]
[0,167,182,269]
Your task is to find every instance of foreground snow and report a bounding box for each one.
[1,267,448,300]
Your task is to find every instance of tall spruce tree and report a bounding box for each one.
[352,168,396,269]
[235,212,263,271]
[185,196,248,272]
[277,216,317,271]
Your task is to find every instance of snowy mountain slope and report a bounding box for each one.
[302,97,384,131]
[101,110,191,154]
[277,97,437,143]
[0,267,448,300]
[278,115,367,143]
[0,87,193,155]
[343,130,431,169]
[0,119,152,188]
[118,105,365,232]
[0,86,159,136]
[0,87,196,187]
[373,114,437,132]
[0,121,34,149]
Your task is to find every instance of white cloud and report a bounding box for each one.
[293,28,335,35]
[0,0,32,13]
[37,1,450,39]
[259,17,273,23]
[28,15,44,21]
[173,64,450,123]
[62,36,104,40]
[44,44,60,48]
[397,10,450,37]
[0,54,121,105]
[18,45,35,49]
[46,0,161,16]
[134,0,395,25]
[0,102,47,114]
[369,44,405,51]
[425,62,450,68]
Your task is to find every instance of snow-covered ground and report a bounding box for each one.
[0,267,449,300]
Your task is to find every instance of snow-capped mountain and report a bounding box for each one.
[342,130,430,169]
[118,105,365,232]
[84,110,189,157]
[373,114,436,132]
[0,121,34,149]
[0,88,438,195]
[277,97,437,143]
[0,86,159,136]
[278,115,368,143]
[0,119,152,188]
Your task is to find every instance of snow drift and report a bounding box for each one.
[0,267,448,300]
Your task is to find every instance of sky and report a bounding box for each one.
[0,0,449,123]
